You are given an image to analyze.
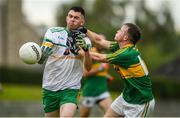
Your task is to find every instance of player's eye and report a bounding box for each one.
[68,14,73,18]
[74,16,79,20]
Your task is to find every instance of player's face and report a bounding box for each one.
[114,25,129,42]
[66,10,85,30]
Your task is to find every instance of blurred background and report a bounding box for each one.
[0,0,180,117]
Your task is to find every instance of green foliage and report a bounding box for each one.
[138,44,179,70]
[135,1,179,53]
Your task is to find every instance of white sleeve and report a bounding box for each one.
[44,29,53,42]
[41,29,54,48]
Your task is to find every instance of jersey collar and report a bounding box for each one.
[121,44,134,49]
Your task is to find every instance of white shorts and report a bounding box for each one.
[81,91,110,107]
[111,94,155,117]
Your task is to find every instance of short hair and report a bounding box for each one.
[124,23,141,44]
[69,6,85,18]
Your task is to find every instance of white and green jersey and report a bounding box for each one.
[41,27,91,91]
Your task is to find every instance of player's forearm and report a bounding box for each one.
[83,51,92,71]
[90,51,108,63]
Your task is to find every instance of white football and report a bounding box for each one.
[19,42,42,64]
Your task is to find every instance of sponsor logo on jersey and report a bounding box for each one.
[58,36,65,40]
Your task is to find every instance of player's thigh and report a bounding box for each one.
[80,105,92,117]
[60,103,77,117]
[99,97,112,112]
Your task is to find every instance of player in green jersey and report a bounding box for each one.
[80,47,113,117]
[76,23,155,117]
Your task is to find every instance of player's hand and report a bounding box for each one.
[71,26,87,39]
[76,35,89,52]
[66,36,80,55]
[38,46,53,64]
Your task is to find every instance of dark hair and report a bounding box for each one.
[69,6,85,17]
[124,23,141,44]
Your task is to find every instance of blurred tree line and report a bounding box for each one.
[56,0,180,70]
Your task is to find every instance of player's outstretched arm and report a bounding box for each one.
[90,51,107,63]
[86,30,111,49]
[72,26,111,49]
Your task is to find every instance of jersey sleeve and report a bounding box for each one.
[106,48,139,68]
[109,41,120,52]
[41,29,54,48]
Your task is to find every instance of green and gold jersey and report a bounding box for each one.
[82,62,109,97]
[107,42,154,104]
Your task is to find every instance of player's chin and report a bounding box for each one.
[71,25,81,30]
[68,24,76,30]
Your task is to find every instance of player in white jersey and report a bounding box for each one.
[38,7,92,117]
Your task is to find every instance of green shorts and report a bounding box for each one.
[43,89,79,113]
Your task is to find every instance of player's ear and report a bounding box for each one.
[80,19,85,26]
